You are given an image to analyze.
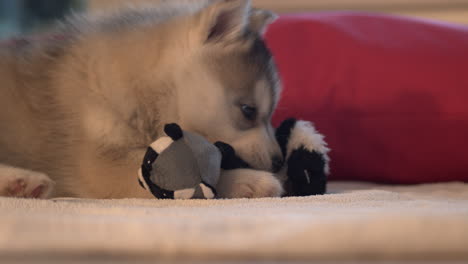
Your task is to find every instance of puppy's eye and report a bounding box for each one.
[241,104,257,121]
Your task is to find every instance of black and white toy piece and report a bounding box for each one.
[138,124,220,200]
[214,142,251,170]
[276,118,330,196]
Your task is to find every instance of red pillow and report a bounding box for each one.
[266,12,468,184]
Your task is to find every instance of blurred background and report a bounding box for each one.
[1,0,468,40]
[0,0,84,39]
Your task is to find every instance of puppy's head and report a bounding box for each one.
[174,0,283,172]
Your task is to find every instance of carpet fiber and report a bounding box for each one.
[1,182,467,261]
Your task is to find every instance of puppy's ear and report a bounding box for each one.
[197,0,251,43]
[249,8,278,35]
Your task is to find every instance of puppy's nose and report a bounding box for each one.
[272,155,284,173]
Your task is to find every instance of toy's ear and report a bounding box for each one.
[275,118,297,158]
[215,141,250,170]
[164,123,184,141]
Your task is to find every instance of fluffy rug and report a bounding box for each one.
[1,182,467,262]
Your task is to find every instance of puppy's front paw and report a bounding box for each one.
[216,169,283,199]
[0,166,55,199]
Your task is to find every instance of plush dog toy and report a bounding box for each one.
[138,124,248,199]
[276,118,330,196]
[138,119,330,199]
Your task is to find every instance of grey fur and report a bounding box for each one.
[149,131,221,191]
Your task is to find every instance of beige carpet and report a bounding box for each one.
[1,182,467,262]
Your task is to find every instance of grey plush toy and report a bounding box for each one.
[138,123,249,199]
[138,119,331,200]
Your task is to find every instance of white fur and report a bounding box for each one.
[216,169,284,199]
[287,121,331,175]
[0,164,55,199]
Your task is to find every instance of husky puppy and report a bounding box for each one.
[0,0,286,199]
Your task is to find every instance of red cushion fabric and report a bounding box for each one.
[266,12,468,184]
